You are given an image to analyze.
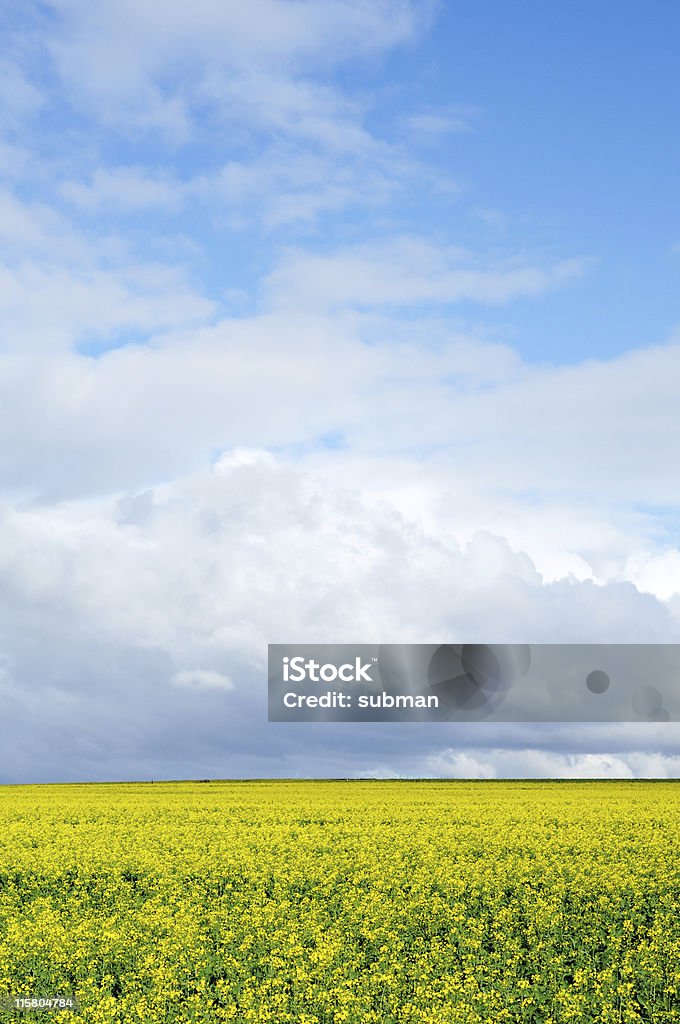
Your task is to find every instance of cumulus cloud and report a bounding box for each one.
[1,453,680,782]
[625,549,680,601]
[422,747,680,780]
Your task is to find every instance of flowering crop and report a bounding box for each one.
[0,780,679,1022]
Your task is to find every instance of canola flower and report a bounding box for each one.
[0,780,679,1023]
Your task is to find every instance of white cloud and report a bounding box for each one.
[1,293,680,539]
[403,106,476,138]
[0,187,215,351]
[44,0,433,136]
[625,549,680,601]
[0,261,214,351]
[59,167,184,213]
[171,669,234,691]
[210,147,404,229]
[0,189,88,261]
[423,747,680,779]
[420,751,496,778]
[265,237,590,309]
[48,0,430,77]
[1,453,676,662]
[1,453,680,781]
[28,0,446,239]
[59,144,407,229]
[0,58,44,129]
[3,4,448,241]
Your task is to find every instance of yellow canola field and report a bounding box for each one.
[0,780,679,1024]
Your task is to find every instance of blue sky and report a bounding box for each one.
[8,1,680,365]
[2,1,680,781]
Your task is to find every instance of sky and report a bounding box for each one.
[3,0,680,782]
